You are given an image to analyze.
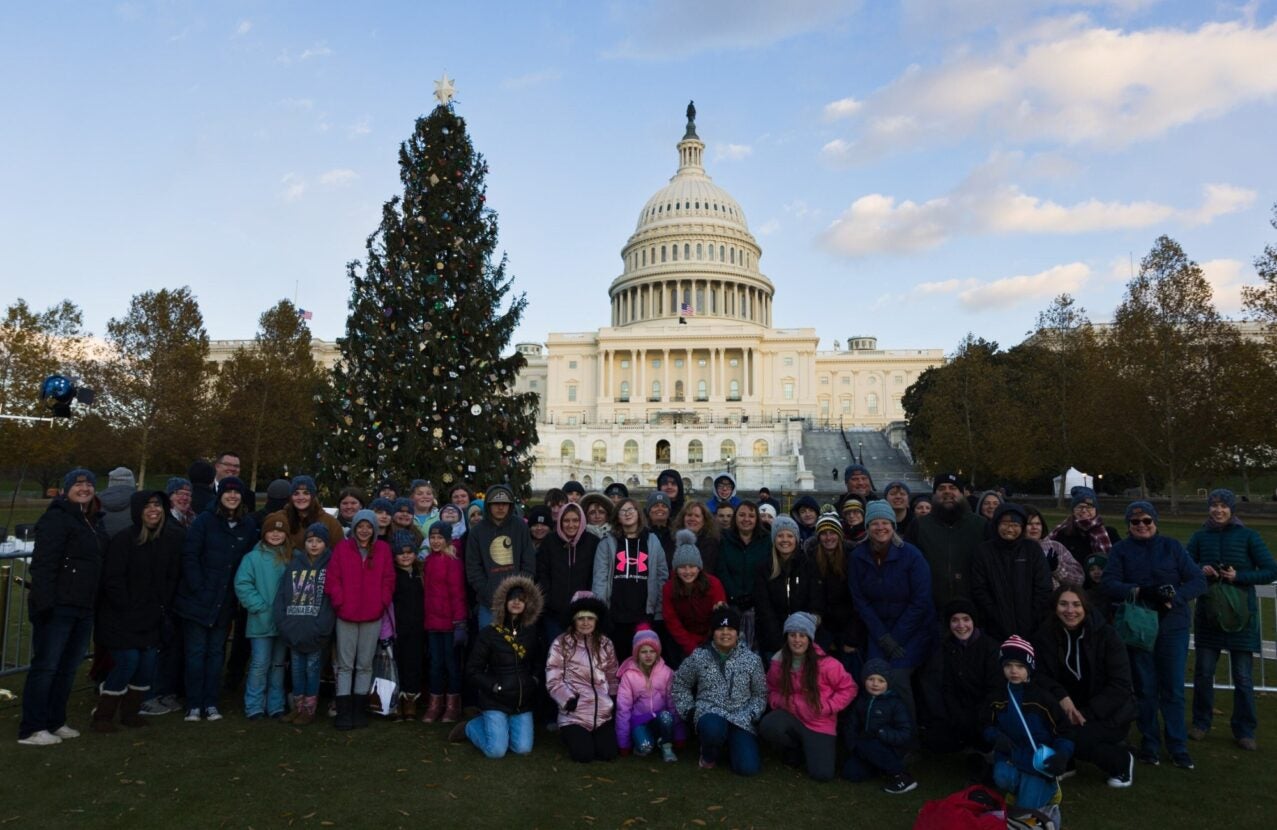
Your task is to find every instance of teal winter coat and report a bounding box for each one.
[234,543,288,638]
[1187,523,1277,653]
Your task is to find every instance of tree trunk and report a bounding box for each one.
[1242,464,1252,502]
[136,423,150,491]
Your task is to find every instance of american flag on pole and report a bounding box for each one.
[298,308,314,320]
[680,302,694,317]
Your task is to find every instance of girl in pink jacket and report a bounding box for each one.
[615,626,684,762]
[759,612,857,781]
[421,521,468,724]
[546,591,619,763]
[324,509,395,731]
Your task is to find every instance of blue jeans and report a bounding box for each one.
[427,631,462,695]
[1192,647,1257,740]
[632,710,676,754]
[291,649,324,698]
[466,710,534,758]
[104,648,158,693]
[696,713,761,776]
[149,612,183,700]
[19,606,94,738]
[183,619,230,712]
[993,760,1059,810]
[245,637,287,716]
[1128,625,1190,756]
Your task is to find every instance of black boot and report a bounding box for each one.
[352,695,370,729]
[333,695,354,731]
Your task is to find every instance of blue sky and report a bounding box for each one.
[3,1,1275,356]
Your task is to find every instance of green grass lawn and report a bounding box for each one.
[0,682,1273,829]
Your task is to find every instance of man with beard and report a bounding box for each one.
[904,473,986,614]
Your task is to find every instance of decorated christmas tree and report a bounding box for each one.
[317,76,538,496]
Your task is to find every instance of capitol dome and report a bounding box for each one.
[609,103,774,329]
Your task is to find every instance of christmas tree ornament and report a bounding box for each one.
[470,404,482,416]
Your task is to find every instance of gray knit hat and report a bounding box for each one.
[864,500,896,526]
[783,612,818,641]
[771,515,801,544]
[671,528,703,570]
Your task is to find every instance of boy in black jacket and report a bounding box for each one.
[842,658,917,794]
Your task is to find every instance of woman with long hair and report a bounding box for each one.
[753,517,824,655]
[592,498,668,662]
[661,530,727,667]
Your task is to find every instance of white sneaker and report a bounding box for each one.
[1107,751,1135,788]
[204,707,223,721]
[17,730,62,746]
[52,725,80,739]
[185,709,202,722]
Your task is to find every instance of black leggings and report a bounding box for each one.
[560,723,619,763]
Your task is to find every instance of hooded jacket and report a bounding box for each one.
[29,495,109,617]
[547,625,620,731]
[273,547,335,653]
[656,469,686,518]
[234,540,289,638]
[96,491,182,649]
[99,470,137,540]
[845,665,912,751]
[466,575,543,714]
[535,503,600,625]
[1032,615,1137,731]
[672,639,767,733]
[615,652,685,749]
[464,486,536,607]
[325,534,395,623]
[766,644,857,735]
[174,508,259,628]
[754,548,826,655]
[789,495,821,543]
[970,504,1054,642]
[592,528,670,622]
[704,472,742,514]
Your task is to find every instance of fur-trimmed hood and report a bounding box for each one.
[490,574,543,628]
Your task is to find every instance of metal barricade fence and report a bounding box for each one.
[0,546,35,678]
[1189,583,1277,693]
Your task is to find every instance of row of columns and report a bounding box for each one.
[596,347,760,403]
[610,280,771,327]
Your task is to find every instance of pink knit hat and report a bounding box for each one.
[632,624,661,656]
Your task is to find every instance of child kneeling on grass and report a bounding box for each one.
[841,658,917,794]
[616,626,683,762]
[274,523,335,725]
[982,635,1073,820]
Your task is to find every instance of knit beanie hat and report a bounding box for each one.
[711,604,742,632]
[671,528,703,570]
[1208,488,1237,510]
[605,482,630,499]
[1084,553,1107,571]
[262,515,288,535]
[942,597,978,623]
[632,625,662,656]
[562,480,586,497]
[862,658,891,685]
[377,478,399,496]
[1000,635,1036,671]
[291,475,317,495]
[757,503,777,521]
[646,491,672,510]
[815,512,844,539]
[525,505,552,528]
[486,485,514,505]
[884,480,911,497]
[1070,486,1097,508]
[844,463,871,483]
[428,521,453,540]
[267,479,293,500]
[783,612,817,641]
[932,472,961,492]
[838,495,866,516]
[350,508,378,532]
[391,530,419,552]
[864,500,896,526]
[770,515,800,545]
[166,476,192,495]
[1124,500,1159,522]
[392,497,413,514]
[217,476,248,496]
[370,497,394,513]
[108,467,135,489]
[188,459,215,487]
[305,522,330,543]
[409,478,431,493]
[63,467,96,491]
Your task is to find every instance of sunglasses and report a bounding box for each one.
[1129,517,1155,526]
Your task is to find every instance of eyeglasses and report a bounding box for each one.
[618,507,638,515]
[1129,517,1155,526]
[1073,504,1096,511]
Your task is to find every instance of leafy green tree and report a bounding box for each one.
[213,300,324,489]
[101,287,211,484]
[316,97,538,496]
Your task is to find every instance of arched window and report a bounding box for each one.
[651,380,661,400]
[728,379,740,400]
[730,248,735,264]
[624,440,639,464]
[641,249,646,266]
[672,245,678,261]
[582,475,593,489]
[867,392,879,415]
[619,381,630,401]
[720,439,736,461]
[688,440,704,464]
[753,439,769,458]
[701,476,714,490]
[696,379,708,400]
[592,440,607,463]
[560,440,575,460]
[696,243,702,259]
[661,246,667,263]
[674,380,685,401]
[656,439,671,463]
[719,245,725,261]
[683,243,690,260]
[709,245,715,261]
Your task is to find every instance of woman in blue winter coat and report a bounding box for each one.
[1186,489,1277,751]
[174,477,259,722]
[1102,501,1205,769]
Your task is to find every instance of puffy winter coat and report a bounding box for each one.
[970,535,1054,642]
[615,655,685,749]
[918,630,1002,733]
[982,681,1075,775]
[754,550,825,655]
[273,548,335,653]
[1032,616,1137,731]
[96,492,182,649]
[234,543,288,638]
[671,641,767,733]
[765,645,856,735]
[1102,534,1206,633]
[661,574,727,656]
[845,687,913,750]
[904,505,985,611]
[848,539,935,669]
[29,496,109,617]
[325,536,395,623]
[547,631,619,730]
[1187,523,1277,652]
[423,552,466,632]
[466,575,543,714]
[174,509,259,628]
[804,535,864,653]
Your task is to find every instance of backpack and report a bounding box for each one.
[913,785,1005,830]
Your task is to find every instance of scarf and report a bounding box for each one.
[494,623,525,659]
[1205,516,1244,531]
[1051,516,1112,556]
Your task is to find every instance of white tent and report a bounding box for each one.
[1052,467,1094,496]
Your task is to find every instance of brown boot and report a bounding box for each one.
[441,694,462,723]
[293,696,317,726]
[92,691,121,733]
[399,693,418,721]
[280,695,299,724]
[421,694,446,723]
[118,687,149,728]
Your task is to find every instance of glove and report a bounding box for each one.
[453,624,469,649]
[1156,584,1176,601]
[1043,752,1068,777]
[563,695,579,713]
[994,734,1014,755]
[878,634,903,658]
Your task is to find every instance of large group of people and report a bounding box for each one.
[16,456,1277,820]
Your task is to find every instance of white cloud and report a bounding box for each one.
[234,19,252,37]
[502,70,562,90]
[822,18,1277,161]
[914,263,1093,311]
[347,117,371,138]
[823,97,862,120]
[1182,183,1256,226]
[318,168,358,187]
[1201,258,1255,314]
[714,143,753,161]
[300,41,333,60]
[281,173,306,202]
[758,218,781,235]
[607,0,861,59]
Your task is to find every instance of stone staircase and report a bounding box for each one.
[799,427,927,496]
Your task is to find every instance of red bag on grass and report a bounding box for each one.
[914,785,1006,830]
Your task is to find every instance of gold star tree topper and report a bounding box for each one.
[433,72,456,106]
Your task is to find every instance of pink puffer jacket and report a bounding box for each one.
[614,657,685,749]
[546,633,618,730]
[765,644,857,735]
